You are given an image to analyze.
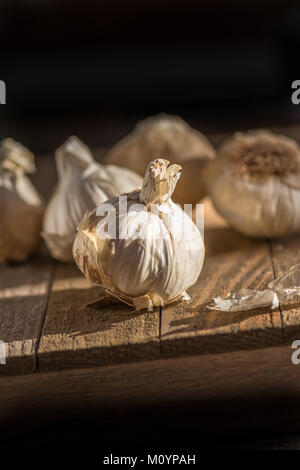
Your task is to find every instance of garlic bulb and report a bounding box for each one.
[208,130,300,238]
[73,159,205,311]
[42,136,143,262]
[105,114,215,204]
[0,138,44,263]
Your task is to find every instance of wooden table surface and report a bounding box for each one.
[2,127,300,446]
[1,127,300,377]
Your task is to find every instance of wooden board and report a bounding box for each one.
[1,130,300,375]
[38,262,160,371]
[161,198,284,358]
[0,251,53,375]
[1,346,300,447]
[271,235,300,344]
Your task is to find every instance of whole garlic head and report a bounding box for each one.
[42,136,143,262]
[73,159,205,311]
[0,138,44,263]
[208,130,300,238]
[105,114,215,204]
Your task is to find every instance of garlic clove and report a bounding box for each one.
[73,158,205,311]
[42,136,143,262]
[0,139,44,263]
[105,114,215,204]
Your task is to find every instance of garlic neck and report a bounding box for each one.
[139,158,182,206]
[0,138,35,175]
[55,136,95,180]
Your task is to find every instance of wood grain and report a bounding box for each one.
[38,262,160,372]
[0,251,53,375]
[4,137,300,374]
[271,235,300,344]
[0,346,299,443]
[161,199,284,358]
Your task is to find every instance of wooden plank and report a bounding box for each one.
[3,137,300,376]
[0,251,53,375]
[0,150,56,376]
[207,124,300,349]
[37,262,160,372]
[35,147,160,371]
[0,346,299,445]
[271,235,300,344]
[160,198,284,358]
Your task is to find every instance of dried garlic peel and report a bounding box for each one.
[105,114,215,204]
[209,289,279,312]
[209,263,300,312]
[73,159,205,311]
[42,136,143,262]
[0,138,44,263]
[208,130,300,238]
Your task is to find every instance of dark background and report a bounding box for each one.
[1,0,300,154]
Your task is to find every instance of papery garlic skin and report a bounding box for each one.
[208,130,300,238]
[105,114,215,204]
[0,138,44,263]
[209,289,279,312]
[42,136,143,262]
[73,159,205,311]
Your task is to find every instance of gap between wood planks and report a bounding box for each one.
[159,198,286,360]
[34,260,55,373]
[269,234,300,345]
[268,241,286,343]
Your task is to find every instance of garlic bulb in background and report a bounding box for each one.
[73,159,205,311]
[105,114,215,204]
[42,136,143,262]
[0,138,44,263]
[208,130,300,238]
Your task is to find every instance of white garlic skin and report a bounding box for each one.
[73,160,205,311]
[105,114,215,204]
[0,139,44,263]
[42,136,143,262]
[209,131,300,238]
[209,165,300,238]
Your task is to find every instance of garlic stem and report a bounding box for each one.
[139,158,182,206]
